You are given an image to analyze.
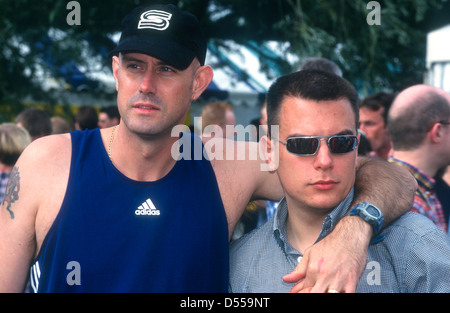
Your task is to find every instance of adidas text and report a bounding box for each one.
[135,208,160,216]
[135,198,160,216]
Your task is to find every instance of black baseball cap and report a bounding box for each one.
[110,4,207,70]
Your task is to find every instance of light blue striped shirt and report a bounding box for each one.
[229,188,450,293]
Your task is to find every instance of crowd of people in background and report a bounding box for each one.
[0,105,120,202]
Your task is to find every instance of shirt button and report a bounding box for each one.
[297,256,303,263]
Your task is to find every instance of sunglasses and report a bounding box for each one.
[279,135,359,156]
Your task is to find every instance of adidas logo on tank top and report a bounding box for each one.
[135,198,160,216]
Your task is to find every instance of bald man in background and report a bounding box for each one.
[388,85,450,234]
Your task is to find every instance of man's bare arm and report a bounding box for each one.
[283,157,416,292]
[0,134,71,292]
[0,164,37,292]
[353,157,416,224]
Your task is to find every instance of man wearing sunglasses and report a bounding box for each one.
[229,70,450,293]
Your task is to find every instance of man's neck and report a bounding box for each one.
[107,127,180,182]
[285,200,329,254]
[283,190,354,254]
[375,141,393,160]
[393,149,438,178]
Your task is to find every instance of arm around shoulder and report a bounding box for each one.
[353,157,416,224]
[209,138,283,237]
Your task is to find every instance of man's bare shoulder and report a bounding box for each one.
[27,133,71,153]
[14,133,72,207]
[12,134,73,251]
[19,133,72,167]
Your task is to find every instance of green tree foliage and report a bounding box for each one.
[207,0,449,94]
[1,0,449,121]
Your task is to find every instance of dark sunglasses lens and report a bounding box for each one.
[287,138,319,155]
[329,136,356,154]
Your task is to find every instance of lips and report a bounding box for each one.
[311,180,338,191]
[133,103,159,110]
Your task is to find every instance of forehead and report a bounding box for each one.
[120,52,162,64]
[360,106,384,118]
[279,96,356,135]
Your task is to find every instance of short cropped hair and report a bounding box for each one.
[76,106,98,130]
[359,92,396,124]
[266,70,359,137]
[0,123,31,166]
[100,106,121,120]
[201,102,233,131]
[15,108,52,138]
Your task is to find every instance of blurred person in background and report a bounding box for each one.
[75,106,98,130]
[0,123,31,203]
[98,106,120,129]
[388,85,450,234]
[15,108,52,141]
[359,92,395,159]
[201,101,236,139]
[51,116,73,135]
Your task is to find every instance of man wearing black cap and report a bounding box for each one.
[0,4,416,293]
[110,4,207,70]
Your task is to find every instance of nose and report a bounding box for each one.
[139,71,156,94]
[359,122,368,135]
[313,138,333,170]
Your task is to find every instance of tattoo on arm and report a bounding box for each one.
[2,166,20,219]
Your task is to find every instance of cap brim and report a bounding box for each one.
[109,35,196,71]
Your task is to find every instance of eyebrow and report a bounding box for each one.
[121,55,146,64]
[286,129,355,138]
[121,55,170,67]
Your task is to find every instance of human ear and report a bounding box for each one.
[259,135,279,172]
[191,65,213,102]
[112,56,120,92]
[429,123,445,144]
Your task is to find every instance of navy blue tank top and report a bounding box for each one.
[30,129,229,292]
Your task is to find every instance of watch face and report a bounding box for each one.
[366,205,381,218]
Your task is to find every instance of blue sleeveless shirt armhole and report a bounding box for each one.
[31,129,229,293]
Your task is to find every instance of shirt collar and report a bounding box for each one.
[388,157,435,190]
[273,188,355,256]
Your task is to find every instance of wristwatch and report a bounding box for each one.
[349,202,384,236]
